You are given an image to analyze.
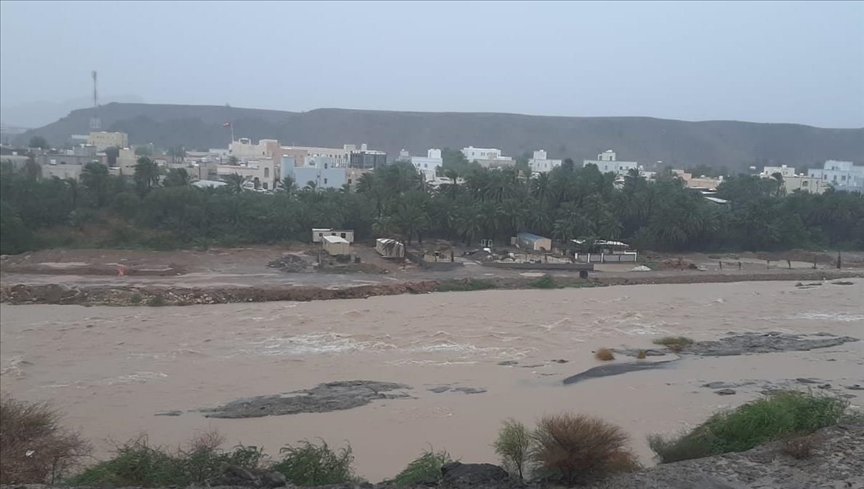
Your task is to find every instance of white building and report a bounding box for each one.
[762,165,796,178]
[808,160,864,192]
[411,149,443,181]
[87,131,128,151]
[583,150,640,175]
[529,150,562,174]
[461,146,513,168]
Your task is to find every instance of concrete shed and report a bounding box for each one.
[322,235,351,255]
[516,232,552,251]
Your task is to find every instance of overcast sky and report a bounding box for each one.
[1,1,863,128]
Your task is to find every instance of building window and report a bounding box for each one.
[263,182,268,189]
[264,167,269,178]
[324,178,328,184]
[340,233,346,238]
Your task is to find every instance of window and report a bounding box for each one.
[263,182,268,189]
[340,233,346,238]
[802,180,808,187]
[324,178,328,184]
[264,167,269,178]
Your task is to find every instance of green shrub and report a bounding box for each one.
[531,413,639,486]
[69,431,264,486]
[146,296,166,307]
[434,279,497,292]
[530,274,558,289]
[493,419,531,481]
[648,391,849,463]
[652,336,694,352]
[0,396,91,484]
[272,439,354,486]
[389,448,452,487]
[129,293,142,304]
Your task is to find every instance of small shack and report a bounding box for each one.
[516,232,552,252]
[322,235,351,255]
[375,238,405,259]
[312,228,355,243]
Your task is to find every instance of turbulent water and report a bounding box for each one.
[2,281,863,481]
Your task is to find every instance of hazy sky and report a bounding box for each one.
[2,1,863,127]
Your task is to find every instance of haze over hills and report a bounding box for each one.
[0,95,145,129]
[16,102,864,172]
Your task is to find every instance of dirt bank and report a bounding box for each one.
[1,270,862,306]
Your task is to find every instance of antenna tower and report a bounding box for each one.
[89,70,101,130]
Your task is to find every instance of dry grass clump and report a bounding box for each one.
[652,336,694,352]
[781,433,821,460]
[636,350,647,360]
[531,413,639,485]
[594,348,615,361]
[0,395,91,484]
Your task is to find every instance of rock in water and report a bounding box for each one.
[200,380,411,418]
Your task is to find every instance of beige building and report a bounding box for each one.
[322,235,351,255]
[217,158,278,190]
[671,170,723,191]
[87,131,128,151]
[782,175,828,194]
[346,168,372,188]
[116,148,138,176]
[41,163,84,180]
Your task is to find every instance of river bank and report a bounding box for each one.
[1,269,861,306]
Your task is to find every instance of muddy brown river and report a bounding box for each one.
[2,280,862,481]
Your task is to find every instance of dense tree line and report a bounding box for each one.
[1,157,863,255]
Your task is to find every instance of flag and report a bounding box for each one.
[223,122,231,128]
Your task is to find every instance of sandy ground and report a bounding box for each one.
[2,246,862,293]
[1,280,862,482]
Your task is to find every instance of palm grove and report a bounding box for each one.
[2,154,863,255]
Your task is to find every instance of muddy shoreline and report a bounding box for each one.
[1,269,861,306]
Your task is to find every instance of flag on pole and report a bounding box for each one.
[222,122,231,128]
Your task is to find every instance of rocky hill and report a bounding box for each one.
[17,103,864,172]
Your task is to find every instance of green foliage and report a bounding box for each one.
[146,296,165,307]
[28,136,49,150]
[434,279,497,292]
[648,391,849,463]
[493,419,531,481]
[389,448,452,487]
[68,433,265,487]
[129,293,142,304]
[1,158,863,255]
[530,274,558,289]
[163,168,191,187]
[272,439,355,486]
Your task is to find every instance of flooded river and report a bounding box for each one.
[2,280,862,481]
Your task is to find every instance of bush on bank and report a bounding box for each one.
[0,396,91,484]
[648,390,850,463]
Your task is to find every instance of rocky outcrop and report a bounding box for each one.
[686,332,860,357]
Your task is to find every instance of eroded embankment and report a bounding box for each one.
[0,269,861,306]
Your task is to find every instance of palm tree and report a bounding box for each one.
[133,157,161,195]
[80,162,110,207]
[221,173,245,194]
[163,168,192,187]
[279,176,297,194]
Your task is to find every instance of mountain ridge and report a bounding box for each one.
[16,103,864,171]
